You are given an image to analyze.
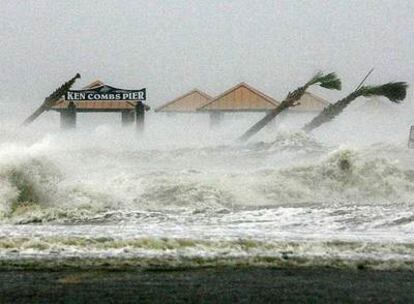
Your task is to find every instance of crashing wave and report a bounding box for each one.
[0,236,413,271]
[258,148,414,204]
[0,134,413,224]
[0,150,61,217]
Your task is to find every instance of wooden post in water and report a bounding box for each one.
[60,101,77,129]
[121,110,135,126]
[209,112,223,128]
[135,101,145,131]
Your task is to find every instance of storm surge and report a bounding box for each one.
[0,107,413,270]
[1,134,413,220]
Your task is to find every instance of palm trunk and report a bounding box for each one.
[239,86,307,141]
[302,92,359,132]
[22,105,51,126]
[22,73,80,126]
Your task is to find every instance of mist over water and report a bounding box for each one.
[0,0,413,279]
[0,98,413,270]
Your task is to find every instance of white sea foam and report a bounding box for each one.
[0,101,413,269]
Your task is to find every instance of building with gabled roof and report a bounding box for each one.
[50,79,148,129]
[198,82,279,112]
[289,92,330,112]
[155,89,213,113]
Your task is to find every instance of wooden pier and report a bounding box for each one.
[51,80,149,130]
[32,76,330,132]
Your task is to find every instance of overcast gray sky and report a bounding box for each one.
[1,0,413,109]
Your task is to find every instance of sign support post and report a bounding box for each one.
[135,101,145,131]
[60,101,77,129]
[121,110,135,126]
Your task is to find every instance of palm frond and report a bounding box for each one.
[306,72,342,90]
[306,72,324,86]
[357,82,408,103]
[319,78,342,90]
[303,81,408,133]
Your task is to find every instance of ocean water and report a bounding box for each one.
[0,100,413,270]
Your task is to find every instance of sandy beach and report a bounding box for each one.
[1,267,414,303]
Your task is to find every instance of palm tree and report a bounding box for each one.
[302,82,408,132]
[239,72,341,142]
[22,73,81,126]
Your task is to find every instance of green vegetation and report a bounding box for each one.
[303,82,408,132]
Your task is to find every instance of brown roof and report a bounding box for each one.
[289,92,330,112]
[52,101,136,111]
[51,80,138,112]
[155,89,213,112]
[198,82,279,112]
[84,80,104,89]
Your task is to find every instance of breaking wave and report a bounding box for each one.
[0,146,61,217]
[0,126,413,271]
[259,148,414,204]
[0,133,413,223]
[0,236,413,271]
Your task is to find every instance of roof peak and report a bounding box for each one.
[83,80,105,89]
[154,88,213,112]
[198,82,279,111]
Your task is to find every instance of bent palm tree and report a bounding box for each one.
[239,72,341,142]
[22,73,81,126]
[302,82,408,132]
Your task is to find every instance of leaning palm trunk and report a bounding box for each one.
[302,82,408,133]
[22,73,81,126]
[239,72,341,142]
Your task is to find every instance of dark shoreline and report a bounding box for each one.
[1,267,414,303]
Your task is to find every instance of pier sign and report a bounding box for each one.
[65,85,146,101]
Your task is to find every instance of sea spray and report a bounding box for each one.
[1,141,413,222]
[0,236,413,271]
[0,125,412,271]
[0,144,61,216]
[259,148,414,204]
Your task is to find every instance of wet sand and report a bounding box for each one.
[1,267,413,303]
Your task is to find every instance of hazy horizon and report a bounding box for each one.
[1,0,413,117]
